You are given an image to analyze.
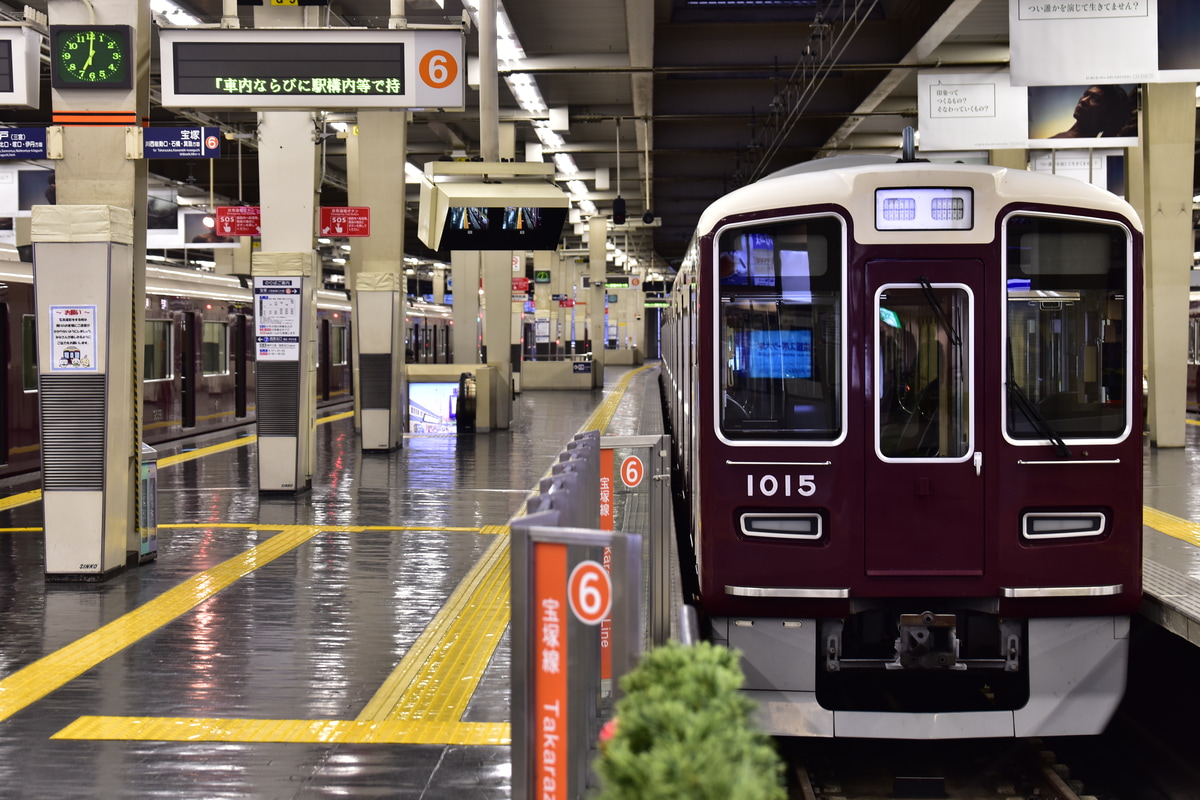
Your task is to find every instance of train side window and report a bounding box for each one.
[202,322,228,376]
[332,325,348,366]
[22,314,37,391]
[144,320,173,381]
[716,215,843,441]
[1005,216,1130,440]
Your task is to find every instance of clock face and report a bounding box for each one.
[50,26,132,89]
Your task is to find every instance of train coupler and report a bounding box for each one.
[888,611,967,671]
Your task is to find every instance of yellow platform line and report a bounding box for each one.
[52,716,510,746]
[0,525,317,725]
[1143,505,1200,547]
[0,490,40,512]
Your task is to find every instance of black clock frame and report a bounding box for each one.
[50,25,133,89]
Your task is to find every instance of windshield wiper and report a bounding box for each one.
[918,276,961,348]
[1007,378,1072,458]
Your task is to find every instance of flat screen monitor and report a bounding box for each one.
[439,206,567,251]
[749,328,813,379]
[408,382,459,434]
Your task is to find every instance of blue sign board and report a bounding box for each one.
[572,361,592,374]
[143,127,221,159]
[0,128,47,159]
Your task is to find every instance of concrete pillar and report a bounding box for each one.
[1139,83,1194,447]
[452,249,481,363]
[252,110,320,491]
[433,265,446,304]
[989,149,1027,170]
[588,216,608,387]
[350,110,407,450]
[482,250,512,428]
[39,0,150,578]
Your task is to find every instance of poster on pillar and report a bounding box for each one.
[49,305,98,372]
[254,277,302,361]
[916,72,1028,151]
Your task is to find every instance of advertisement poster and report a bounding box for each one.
[1027,83,1138,148]
[1009,1,1156,87]
[917,72,1028,151]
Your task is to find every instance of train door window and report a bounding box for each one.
[332,325,348,365]
[144,320,173,381]
[22,314,37,391]
[1004,215,1130,440]
[715,215,844,442]
[876,285,972,459]
[202,321,229,376]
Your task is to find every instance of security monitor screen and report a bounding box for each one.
[440,206,567,251]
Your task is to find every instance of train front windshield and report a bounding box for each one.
[717,216,843,440]
[1005,215,1131,440]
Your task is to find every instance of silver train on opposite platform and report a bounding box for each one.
[662,155,1144,739]
[0,258,453,481]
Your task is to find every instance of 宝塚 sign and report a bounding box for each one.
[319,206,370,237]
[142,127,221,158]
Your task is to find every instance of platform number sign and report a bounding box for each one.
[568,560,611,625]
[620,455,644,488]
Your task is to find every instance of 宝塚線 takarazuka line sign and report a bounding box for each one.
[143,127,221,158]
[158,28,464,110]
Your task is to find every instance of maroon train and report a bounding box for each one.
[662,157,1143,738]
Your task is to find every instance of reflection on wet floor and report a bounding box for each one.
[0,366,654,799]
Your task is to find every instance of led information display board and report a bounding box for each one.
[0,26,42,108]
[159,28,464,110]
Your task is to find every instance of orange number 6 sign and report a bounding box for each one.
[420,50,458,89]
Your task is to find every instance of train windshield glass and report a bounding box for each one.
[716,216,843,441]
[1005,215,1129,440]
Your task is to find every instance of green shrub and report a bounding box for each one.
[594,641,786,800]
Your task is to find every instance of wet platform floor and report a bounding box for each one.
[0,365,660,799]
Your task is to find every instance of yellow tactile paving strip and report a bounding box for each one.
[1142,505,1200,547]
[13,368,657,745]
[0,525,324,725]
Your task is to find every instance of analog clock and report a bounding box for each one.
[50,25,132,89]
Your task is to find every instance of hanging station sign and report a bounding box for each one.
[0,25,43,108]
[158,28,464,110]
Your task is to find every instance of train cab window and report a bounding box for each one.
[1005,216,1130,440]
[144,320,173,381]
[716,215,843,441]
[21,315,37,391]
[202,322,228,376]
[876,286,972,459]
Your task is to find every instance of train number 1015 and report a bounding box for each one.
[745,473,817,498]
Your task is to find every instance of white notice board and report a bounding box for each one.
[254,277,303,361]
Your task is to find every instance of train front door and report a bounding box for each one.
[864,260,984,576]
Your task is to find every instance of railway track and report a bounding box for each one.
[782,738,1089,800]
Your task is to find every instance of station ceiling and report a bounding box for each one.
[10,0,1181,277]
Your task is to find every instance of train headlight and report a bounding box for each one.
[875,187,974,231]
[739,512,822,541]
[1021,511,1106,540]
